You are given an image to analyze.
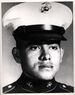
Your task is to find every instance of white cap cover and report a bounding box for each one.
[3,2,72,30]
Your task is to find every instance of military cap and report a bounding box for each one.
[3,2,72,41]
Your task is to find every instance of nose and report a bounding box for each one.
[39,54,51,61]
[38,45,51,61]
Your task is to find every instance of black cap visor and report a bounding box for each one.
[13,25,67,41]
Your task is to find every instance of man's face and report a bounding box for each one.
[19,42,64,80]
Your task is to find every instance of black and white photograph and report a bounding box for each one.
[1,0,75,94]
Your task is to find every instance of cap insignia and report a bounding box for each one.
[41,2,52,13]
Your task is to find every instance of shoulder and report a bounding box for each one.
[3,82,17,93]
[56,82,74,92]
[3,81,33,93]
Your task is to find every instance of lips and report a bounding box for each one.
[39,63,53,69]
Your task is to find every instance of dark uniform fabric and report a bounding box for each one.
[3,73,74,93]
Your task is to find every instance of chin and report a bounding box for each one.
[41,75,54,80]
[37,72,55,80]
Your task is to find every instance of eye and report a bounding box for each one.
[52,46,58,50]
[29,45,41,51]
[49,45,59,50]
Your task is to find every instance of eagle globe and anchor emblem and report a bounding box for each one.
[41,2,52,13]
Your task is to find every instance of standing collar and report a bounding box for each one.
[16,73,57,92]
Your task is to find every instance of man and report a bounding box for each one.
[2,2,73,93]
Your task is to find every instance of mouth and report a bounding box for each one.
[39,64,53,70]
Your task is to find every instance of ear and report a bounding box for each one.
[12,47,21,63]
[60,48,64,63]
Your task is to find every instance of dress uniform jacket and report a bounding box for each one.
[3,73,74,93]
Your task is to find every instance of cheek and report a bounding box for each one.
[50,51,61,73]
[50,51,61,65]
[26,51,40,67]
